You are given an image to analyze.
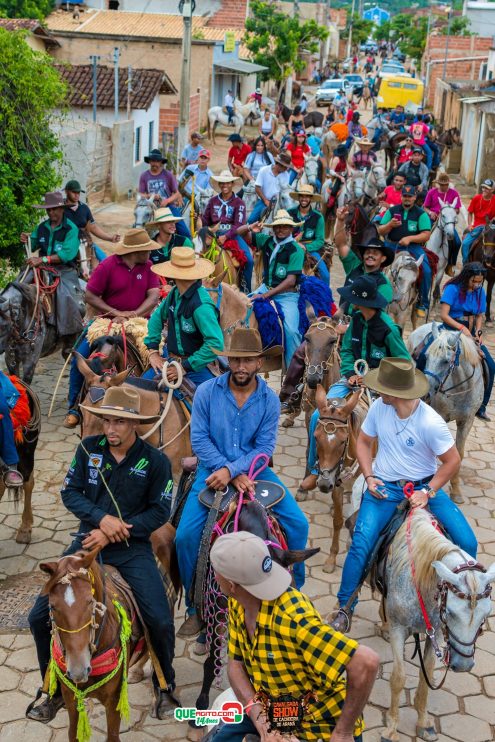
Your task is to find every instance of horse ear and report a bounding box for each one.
[108,368,132,386]
[271,546,320,568]
[438,197,445,208]
[315,384,328,412]
[40,561,57,576]
[431,322,440,340]
[432,561,463,589]
[415,253,424,269]
[79,546,102,568]
[305,300,316,324]
[482,561,495,587]
[75,352,99,385]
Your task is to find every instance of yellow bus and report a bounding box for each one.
[376,75,424,111]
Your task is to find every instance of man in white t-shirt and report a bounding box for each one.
[247,151,291,224]
[331,357,478,634]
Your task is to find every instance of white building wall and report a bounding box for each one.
[463,1,495,37]
[81,0,221,14]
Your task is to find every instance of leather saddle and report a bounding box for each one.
[199,480,285,513]
[370,505,409,598]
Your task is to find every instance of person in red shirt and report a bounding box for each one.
[285,130,310,184]
[462,179,495,263]
[228,133,252,178]
[396,135,414,166]
[375,172,406,220]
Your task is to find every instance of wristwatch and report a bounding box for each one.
[42,256,49,264]
[421,487,436,499]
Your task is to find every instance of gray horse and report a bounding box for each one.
[134,196,156,227]
[407,322,484,503]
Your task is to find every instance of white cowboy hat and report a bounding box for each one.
[355,137,375,148]
[289,183,322,203]
[146,207,182,229]
[264,209,302,228]
[210,170,243,192]
[151,245,214,280]
[106,228,160,255]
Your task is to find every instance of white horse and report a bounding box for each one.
[407,322,484,503]
[296,153,320,189]
[386,252,424,329]
[242,179,258,217]
[207,99,261,143]
[134,196,156,227]
[337,170,366,207]
[425,203,458,300]
[362,164,387,210]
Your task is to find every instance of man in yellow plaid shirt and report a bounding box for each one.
[208,532,379,741]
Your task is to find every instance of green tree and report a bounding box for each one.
[0,0,54,20]
[442,15,472,36]
[342,14,374,47]
[244,1,328,99]
[0,29,66,262]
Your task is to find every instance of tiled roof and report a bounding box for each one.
[46,9,207,39]
[0,17,60,46]
[55,64,176,110]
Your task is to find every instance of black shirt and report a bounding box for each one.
[65,202,94,236]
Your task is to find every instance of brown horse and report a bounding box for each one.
[40,548,144,742]
[193,227,240,288]
[470,218,495,325]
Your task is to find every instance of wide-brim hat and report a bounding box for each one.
[355,137,374,149]
[144,148,167,164]
[364,357,430,400]
[106,228,160,256]
[355,238,395,268]
[289,183,322,202]
[80,386,160,421]
[337,274,388,309]
[264,209,302,228]
[146,207,182,229]
[34,191,65,209]
[274,151,292,169]
[210,169,243,192]
[151,245,214,279]
[434,172,450,185]
[211,327,281,358]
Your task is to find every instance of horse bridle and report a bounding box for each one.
[389,257,418,311]
[316,414,358,486]
[424,335,476,395]
[304,317,340,378]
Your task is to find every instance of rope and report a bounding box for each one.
[140,361,183,441]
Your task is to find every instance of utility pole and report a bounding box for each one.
[347,0,356,58]
[285,0,299,107]
[442,10,452,81]
[177,0,193,164]
[90,55,100,123]
[126,65,132,120]
[321,0,332,72]
[113,47,120,122]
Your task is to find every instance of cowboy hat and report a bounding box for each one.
[211,327,281,358]
[364,357,429,400]
[80,386,161,421]
[433,172,450,185]
[151,245,214,280]
[210,169,243,192]
[264,209,302,229]
[144,148,167,164]
[146,207,182,229]
[274,151,292,169]
[337,274,387,309]
[355,137,374,148]
[355,237,394,268]
[289,183,322,202]
[106,228,160,256]
[34,191,65,209]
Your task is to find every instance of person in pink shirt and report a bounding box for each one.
[424,172,463,273]
[409,114,433,169]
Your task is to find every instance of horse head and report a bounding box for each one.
[304,310,339,388]
[40,548,104,684]
[422,323,480,399]
[388,252,422,304]
[0,293,13,352]
[87,335,125,376]
[438,202,457,240]
[134,197,155,228]
[304,155,320,186]
[350,173,365,201]
[369,165,387,192]
[314,385,361,493]
[482,219,495,268]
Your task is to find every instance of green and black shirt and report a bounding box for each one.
[149,233,194,265]
[340,309,411,378]
[288,207,325,254]
[253,232,305,289]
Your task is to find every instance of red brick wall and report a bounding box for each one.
[330,8,347,29]
[423,35,492,107]
[206,0,248,28]
[159,92,202,136]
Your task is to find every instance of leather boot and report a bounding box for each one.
[279,342,306,404]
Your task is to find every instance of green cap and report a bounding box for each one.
[64,179,85,193]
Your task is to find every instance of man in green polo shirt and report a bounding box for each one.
[377,184,432,318]
[239,209,305,367]
[143,246,224,385]
[145,207,194,266]
[288,183,329,285]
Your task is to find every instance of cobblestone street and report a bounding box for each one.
[0,192,494,742]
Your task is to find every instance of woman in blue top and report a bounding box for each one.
[440,262,494,421]
[243,137,275,182]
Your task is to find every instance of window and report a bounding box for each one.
[148,120,154,152]
[403,83,418,90]
[135,126,142,163]
[388,82,402,89]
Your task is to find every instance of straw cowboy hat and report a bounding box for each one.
[289,183,322,203]
[264,209,302,229]
[364,357,429,400]
[211,327,281,358]
[34,191,65,209]
[355,137,374,149]
[80,386,161,421]
[151,245,214,280]
[106,228,159,256]
[210,169,243,192]
[146,207,182,229]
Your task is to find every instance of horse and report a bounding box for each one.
[386,252,424,330]
[407,323,484,504]
[276,103,324,130]
[134,197,157,228]
[436,127,461,163]
[39,548,146,742]
[361,165,387,211]
[0,378,40,543]
[192,228,240,288]
[382,508,495,742]
[469,218,495,325]
[296,153,321,189]
[180,186,215,238]
[207,99,260,144]
[337,170,366,207]
[344,202,379,250]
[425,203,458,302]
[383,131,407,171]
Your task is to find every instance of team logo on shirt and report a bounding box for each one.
[275,265,287,278]
[406,437,415,447]
[89,454,103,469]
[181,318,195,333]
[130,457,149,477]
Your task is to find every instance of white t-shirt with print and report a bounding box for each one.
[361,398,454,482]
[255,165,289,201]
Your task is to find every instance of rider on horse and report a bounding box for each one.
[461,179,495,264]
[175,328,309,637]
[145,208,194,266]
[27,386,179,723]
[378,185,432,318]
[202,170,253,291]
[301,275,411,493]
[64,228,161,429]
[138,148,190,239]
[331,357,478,633]
[247,150,291,224]
[397,147,429,195]
[64,179,120,264]
[288,183,329,285]
[143,247,223,385]
[208,531,379,741]
[326,144,349,211]
[350,138,377,173]
[178,149,213,200]
[423,172,462,275]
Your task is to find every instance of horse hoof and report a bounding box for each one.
[417,726,438,741]
[322,556,336,573]
[281,417,295,428]
[128,667,145,684]
[296,488,308,502]
[451,492,464,504]
[15,528,32,544]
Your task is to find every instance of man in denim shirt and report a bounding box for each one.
[175,328,309,636]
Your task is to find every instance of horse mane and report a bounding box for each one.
[43,551,105,602]
[393,253,418,271]
[391,510,461,593]
[428,328,481,367]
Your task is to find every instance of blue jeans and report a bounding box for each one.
[385,241,432,308]
[226,105,234,123]
[68,335,91,410]
[255,286,302,367]
[308,380,350,473]
[170,205,191,239]
[480,343,495,412]
[142,350,215,386]
[248,198,268,224]
[421,141,433,170]
[337,482,478,610]
[93,244,107,263]
[209,716,363,741]
[235,235,254,291]
[430,141,441,169]
[176,464,309,607]
[462,226,483,264]
[289,168,298,184]
[0,395,19,466]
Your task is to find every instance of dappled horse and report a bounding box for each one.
[386,252,424,330]
[134,197,157,228]
[426,203,458,302]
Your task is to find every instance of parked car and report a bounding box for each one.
[341,57,355,72]
[344,74,364,94]
[392,48,406,63]
[364,40,378,54]
[315,79,352,106]
[379,62,407,78]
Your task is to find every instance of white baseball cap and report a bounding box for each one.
[210,531,291,601]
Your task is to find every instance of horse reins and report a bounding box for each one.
[424,336,476,395]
